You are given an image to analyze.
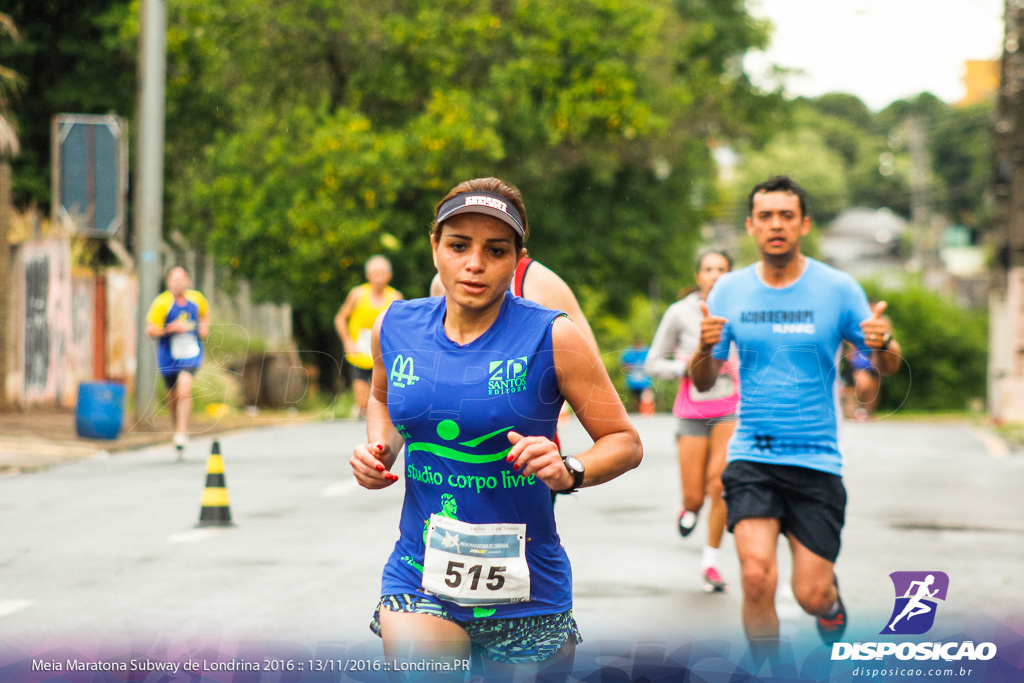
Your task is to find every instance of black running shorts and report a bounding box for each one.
[348,364,372,383]
[721,459,846,563]
[161,368,198,391]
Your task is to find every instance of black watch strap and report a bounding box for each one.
[556,456,585,494]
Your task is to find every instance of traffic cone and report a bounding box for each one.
[197,441,234,527]
[640,388,655,416]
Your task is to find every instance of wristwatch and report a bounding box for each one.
[880,332,893,350]
[556,455,585,494]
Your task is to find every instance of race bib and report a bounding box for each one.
[688,373,735,402]
[421,515,530,606]
[354,330,373,356]
[170,333,201,361]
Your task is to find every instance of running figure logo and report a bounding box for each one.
[881,571,949,635]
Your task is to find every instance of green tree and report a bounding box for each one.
[862,282,987,412]
[792,94,913,218]
[0,0,135,205]
[118,0,776,351]
[868,92,994,227]
[0,12,19,158]
[0,12,19,157]
[930,102,994,230]
[725,126,849,227]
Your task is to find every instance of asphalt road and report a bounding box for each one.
[1,414,1021,674]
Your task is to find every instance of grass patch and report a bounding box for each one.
[993,421,1024,448]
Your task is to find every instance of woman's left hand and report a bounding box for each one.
[506,431,573,491]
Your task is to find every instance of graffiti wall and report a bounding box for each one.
[15,238,75,406]
[5,241,139,408]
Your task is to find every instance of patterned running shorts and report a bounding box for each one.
[370,594,581,664]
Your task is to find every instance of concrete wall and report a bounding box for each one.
[4,239,291,409]
[106,268,138,386]
[10,238,76,407]
[990,267,1024,421]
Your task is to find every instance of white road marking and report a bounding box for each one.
[0,599,35,618]
[321,480,360,498]
[166,528,233,544]
[971,428,1010,458]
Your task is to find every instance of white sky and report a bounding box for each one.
[743,0,1006,111]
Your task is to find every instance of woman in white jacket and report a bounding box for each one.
[646,250,738,593]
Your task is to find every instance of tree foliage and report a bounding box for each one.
[0,11,21,157]
[722,90,994,238]
[0,0,135,202]
[116,0,775,343]
[863,282,988,412]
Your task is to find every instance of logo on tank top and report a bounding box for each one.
[390,355,420,388]
[488,357,528,395]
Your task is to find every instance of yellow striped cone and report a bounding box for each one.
[197,440,234,527]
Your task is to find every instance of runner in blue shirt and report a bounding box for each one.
[620,338,653,414]
[350,177,642,680]
[688,176,901,655]
[145,266,210,459]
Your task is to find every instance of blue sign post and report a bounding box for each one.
[52,115,128,238]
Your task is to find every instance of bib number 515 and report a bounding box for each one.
[445,561,506,591]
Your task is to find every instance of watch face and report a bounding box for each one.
[564,456,584,474]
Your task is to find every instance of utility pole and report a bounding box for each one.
[133,0,167,423]
[906,115,929,266]
[990,0,1024,421]
[906,114,944,285]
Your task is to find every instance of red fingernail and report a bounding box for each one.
[506,454,514,462]
[375,464,385,472]
[376,443,385,451]
[513,464,519,470]
[520,471,526,477]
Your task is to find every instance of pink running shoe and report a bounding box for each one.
[703,566,728,593]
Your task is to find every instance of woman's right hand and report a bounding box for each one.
[351,442,398,489]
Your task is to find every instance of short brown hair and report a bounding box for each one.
[748,175,808,219]
[431,177,529,251]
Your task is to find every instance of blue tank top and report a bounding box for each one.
[378,293,569,620]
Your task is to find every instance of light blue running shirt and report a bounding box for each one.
[707,258,872,475]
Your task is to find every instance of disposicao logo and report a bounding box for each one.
[831,570,997,663]
[882,571,948,635]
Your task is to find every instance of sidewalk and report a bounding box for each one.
[0,407,270,475]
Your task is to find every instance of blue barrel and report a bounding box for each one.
[75,381,126,440]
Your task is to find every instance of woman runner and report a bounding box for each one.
[351,177,642,680]
[646,250,738,592]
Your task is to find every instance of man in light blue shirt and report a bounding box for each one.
[688,176,901,654]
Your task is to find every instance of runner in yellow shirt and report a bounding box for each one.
[145,266,210,459]
[335,255,403,418]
